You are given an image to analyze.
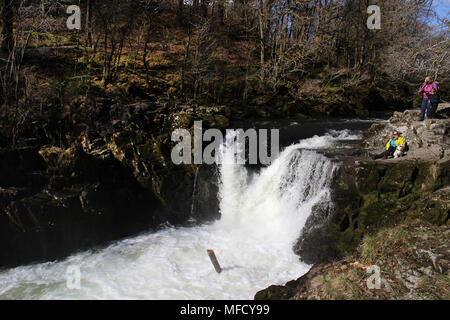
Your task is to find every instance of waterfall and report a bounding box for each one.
[0,131,339,300]
[216,131,337,248]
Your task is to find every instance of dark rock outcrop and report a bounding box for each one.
[0,98,227,267]
[295,158,449,265]
[0,146,163,267]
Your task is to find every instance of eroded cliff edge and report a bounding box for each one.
[256,104,449,300]
[0,102,226,267]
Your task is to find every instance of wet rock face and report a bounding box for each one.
[105,102,228,223]
[0,100,224,267]
[293,198,337,264]
[295,159,449,265]
[104,129,220,225]
[0,148,47,190]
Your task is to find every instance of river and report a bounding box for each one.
[0,117,387,299]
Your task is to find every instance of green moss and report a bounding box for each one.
[325,158,449,262]
[175,114,194,129]
[254,285,290,300]
[213,115,229,128]
[335,226,363,257]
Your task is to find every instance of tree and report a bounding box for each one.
[86,0,94,48]
[0,0,14,53]
[200,0,209,18]
[178,0,183,25]
[94,0,137,86]
[258,0,264,84]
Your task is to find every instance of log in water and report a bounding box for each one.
[207,250,222,274]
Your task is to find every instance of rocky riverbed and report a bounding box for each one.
[256,103,449,300]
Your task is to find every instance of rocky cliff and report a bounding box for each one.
[0,100,225,267]
[256,103,450,300]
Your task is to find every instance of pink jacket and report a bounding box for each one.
[419,82,438,99]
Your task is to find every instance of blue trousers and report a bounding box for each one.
[420,98,433,120]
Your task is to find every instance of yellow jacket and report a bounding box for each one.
[386,136,406,152]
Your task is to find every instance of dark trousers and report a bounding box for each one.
[430,103,438,116]
[420,98,433,120]
[374,146,396,159]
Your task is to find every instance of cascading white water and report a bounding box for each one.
[0,130,346,300]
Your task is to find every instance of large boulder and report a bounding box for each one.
[106,129,220,224]
[295,158,449,265]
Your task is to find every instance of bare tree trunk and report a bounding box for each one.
[180,26,192,97]
[264,0,274,43]
[178,0,183,25]
[217,0,224,25]
[0,0,14,53]
[258,0,265,85]
[201,0,209,18]
[86,0,94,48]
[41,0,45,17]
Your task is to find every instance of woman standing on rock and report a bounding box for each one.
[418,76,438,121]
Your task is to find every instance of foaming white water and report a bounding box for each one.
[327,129,362,140]
[296,129,362,149]
[0,132,339,300]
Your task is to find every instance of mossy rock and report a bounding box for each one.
[172,113,194,130]
[201,114,215,127]
[298,158,449,264]
[214,115,229,128]
[252,95,273,106]
[254,285,291,300]
[38,146,65,168]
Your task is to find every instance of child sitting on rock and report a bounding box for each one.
[371,130,407,160]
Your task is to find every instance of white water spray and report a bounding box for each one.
[0,131,342,300]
